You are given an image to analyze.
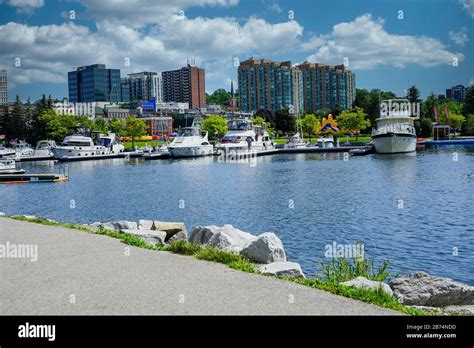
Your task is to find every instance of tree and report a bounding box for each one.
[250,116,265,126]
[273,109,295,135]
[297,114,320,142]
[109,119,124,135]
[422,93,438,120]
[354,89,370,112]
[9,95,28,141]
[337,107,370,140]
[123,116,148,147]
[463,85,474,116]
[419,118,433,138]
[201,115,228,140]
[206,89,231,106]
[38,110,77,141]
[93,118,109,134]
[461,114,474,135]
[440,112,465,136]
[407,85,421,104]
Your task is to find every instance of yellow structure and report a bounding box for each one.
[317,114,339,134]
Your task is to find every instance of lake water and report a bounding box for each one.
[1,146,473,284]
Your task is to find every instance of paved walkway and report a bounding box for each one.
[0,218,397,315]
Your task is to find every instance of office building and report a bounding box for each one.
[0,70,7,105]
[121,72,163,102]
[162,64,205,109]
[68,64,128,103]
[446,85,466,102]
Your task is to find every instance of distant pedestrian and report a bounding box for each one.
[246,136,252,150]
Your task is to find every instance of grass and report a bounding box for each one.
[3,215,431,315]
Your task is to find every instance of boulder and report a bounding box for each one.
[114,220,138,231]
[168,230,188,243]
[21,215,36,220]
[258,262,305,279]
[340,276,393,296]
[152,221,187,242]
[0,212,5,216]
[408,305,474,316]
[389,272,474,306]
[86,222,102,232]
[122,229,167,246]
[189,225,255,252]
[240,232,286,264]
[138,220,154,231]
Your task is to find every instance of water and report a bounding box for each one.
[1,146,473,284]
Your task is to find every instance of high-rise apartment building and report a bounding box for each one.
[122,72,163,102]
[446,85,466,102]
[0,70,7,105]
[296,61,355,112]
[162,64,205,109]
[238,57,301,114]
[68,64,129,103]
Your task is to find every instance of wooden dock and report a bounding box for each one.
[0,173,68,184]
[56,153,128,162]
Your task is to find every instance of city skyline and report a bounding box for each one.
[0,0,473,102]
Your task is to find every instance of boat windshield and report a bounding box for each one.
[179,128,200,137]
[228,120,253,131]
[63,141,92,147]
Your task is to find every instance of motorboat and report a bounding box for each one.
[372,99,417,154]
[0,145,16,158]
[52,128,124,160]
[316,135,335,148]
[33,140,56,157]
[0,159,25,174]
[168,127,214,158]
[216,119,274,152]
[11,143,34,159]
[285,133,308,149]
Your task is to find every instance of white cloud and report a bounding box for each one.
[449,27,469,46]
[5,0,44,13]
[262,0,282,14]
[305,14,464,69]
[459,0,474,18]
[77,0,239,27]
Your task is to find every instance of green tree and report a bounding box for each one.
[463,85,474,116]
[422,93,438,120]
[206,89,231,106]
[201,115,228,139]
[407,85,421,104]
[419,118,433,138]
[38,110,77,141]
[353,89,370,112]
[9,95,28,141]
[93,118,109,134]
[297,114,320,142]
[273,109,295,135]
[461,114,474,135]
[250,116,265,126]
[109,119,124,135]
[123,116,148,147]
[337,107,370,140]
[76,116,94,129]
[440,112,465,136]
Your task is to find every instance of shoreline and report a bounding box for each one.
[2,213,472,316]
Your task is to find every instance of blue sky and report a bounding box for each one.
[0,0,473,101]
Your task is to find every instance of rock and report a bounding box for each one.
[22,215,36,220]
[138,220,154,231]
[168,230,188,243]
[409,305,474,316]
[114,220,138,231]
[0,212,5,216]
[122,229,167,246]
[152,221,187,242]
[258,262,305,279]
[389,272,474,306]
[86,222,102,232]
[340,276,393,296]
[240,232,286,264]
[189,225,254,252]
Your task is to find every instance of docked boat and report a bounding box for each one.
[0,145,16,158]
[33,140,56,157]
[11,143,34,159]
[0,159,25,174]
[52,128,125,160]
[217,119,274,152]
[316,135,335,149]
[372,99,417,154]
[285,133,308,149]
[168,127,213,158]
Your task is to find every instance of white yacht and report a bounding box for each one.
[168,127,213,158]
[0,145,16,158]
[285,133,308,149]
[316,135,335,148]
[217,119,274,152]
[52,129,124,160]
[11,143,34,159]
[0,159,25,174]
[33,140,56,158]
[372,99,417,154]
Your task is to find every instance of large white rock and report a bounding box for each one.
[240,232,286,264]
[152,221,187,242]
[138,220,154,230]
[98,221,138,232]
[122,229,167,246]
[189,225,255,252]
[0,212,6,216]
[389,272,474,306]
[258,262,305,279]
[340,276,393,296]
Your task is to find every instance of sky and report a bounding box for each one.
[0,0,473,102]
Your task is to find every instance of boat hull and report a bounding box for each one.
[373,133,417,154]
[168,145,214,158]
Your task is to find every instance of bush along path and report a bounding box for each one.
[2,214,473,315]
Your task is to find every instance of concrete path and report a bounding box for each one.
[0,218,398,315]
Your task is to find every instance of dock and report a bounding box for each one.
[56,153,128,162]
[0,173,68,184]
[16,155,55,162]
[143,152,171,161]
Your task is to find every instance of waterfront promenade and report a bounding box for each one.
[0,218,396,315]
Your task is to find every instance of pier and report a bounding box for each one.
[0,173,68,184]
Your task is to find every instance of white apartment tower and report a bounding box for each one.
[122,71,163,102]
